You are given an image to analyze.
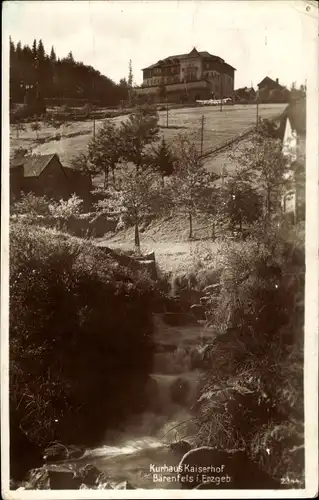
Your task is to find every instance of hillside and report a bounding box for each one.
[95,213,221,273]
[10,103,285,169]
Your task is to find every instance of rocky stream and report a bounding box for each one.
[17,311,215,490]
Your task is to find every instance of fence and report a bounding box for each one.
[200,111,284,160]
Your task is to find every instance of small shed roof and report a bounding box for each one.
[22,154,58,177]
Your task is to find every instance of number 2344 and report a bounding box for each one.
[281,477,302,485]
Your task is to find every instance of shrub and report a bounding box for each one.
[10,222,156,478]
[48,194,84,219]
[11,193,54,217]
[194,220,304,485]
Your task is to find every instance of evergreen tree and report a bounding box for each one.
[149,136,175,185]
[67,51,74,62]
[50,46,56,62]
[88,120,122,187]
[16,41,22,56]
[37,39,46,62]
[9,38,127,106]
[119,77,128,88]
[128,59,133,88]
[32,39,37,59]
[10,36,15,56]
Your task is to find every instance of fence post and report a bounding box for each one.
[200,115,205,155]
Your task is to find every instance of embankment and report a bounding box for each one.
[9,221,157,482]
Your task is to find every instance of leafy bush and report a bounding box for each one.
[194,220,304,485]
[11,193,54,217]
[48,194,84,219]
[10,222,156,475]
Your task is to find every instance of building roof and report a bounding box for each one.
[257,76,283,89]
[278,97,306,139]
[288,97,306,134]
[10,158,25,169]
[22,153,59,177]
[142,48,236,71]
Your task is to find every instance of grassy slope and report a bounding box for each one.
[95,213,222,273]
[10,104,285,167]
[94,130,259,272]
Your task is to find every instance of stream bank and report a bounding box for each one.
[17,311,213,490]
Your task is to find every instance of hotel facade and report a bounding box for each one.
[135,48,236,103]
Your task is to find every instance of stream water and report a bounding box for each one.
[55,314,212,489]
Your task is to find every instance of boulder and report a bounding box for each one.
[67,445,86,460]
[114,480,135,489]
[135,251,155,262]
[43,442,69,462]
[76,464,102,487]
[26,466,81,490]
[170,440,192,456]
[9,419,43,482]
[178,447,281,489]
[48,469,81,489]
[43,443,85,462]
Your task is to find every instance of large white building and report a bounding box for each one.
[136,47,236,103]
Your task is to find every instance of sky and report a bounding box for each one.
[3,0,318,89]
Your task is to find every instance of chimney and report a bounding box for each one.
[276,78,279,84]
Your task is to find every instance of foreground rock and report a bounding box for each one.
[170,440,192,455]
[25,464,112,490]
[43,442,85,462]
[178,447,282,489]
[10,417,43,482]
[114,480,135,489]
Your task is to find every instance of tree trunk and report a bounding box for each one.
[188,212,193,239]
[266,185,271,216]
[112,166,116,185]
[211,222,215,241]
[162,175,165,188]
[134,220,140,252]
[104,166,109,189]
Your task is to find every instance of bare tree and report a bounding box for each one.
[170,136,212,239]
[94,166,159,252]
[30,121,41,139]
[13,122,26,139]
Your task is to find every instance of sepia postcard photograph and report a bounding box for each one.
[1,0,318,498]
